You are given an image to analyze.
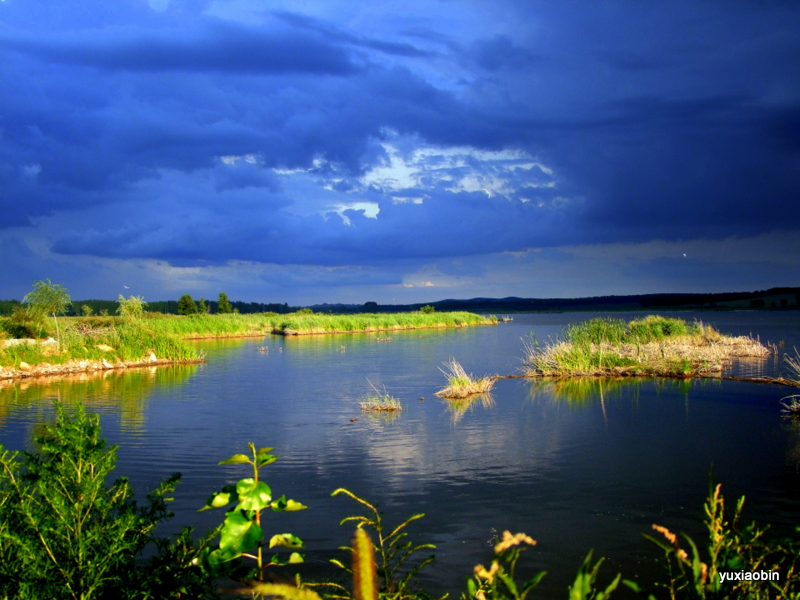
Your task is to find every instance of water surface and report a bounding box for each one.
[1,311,799,596]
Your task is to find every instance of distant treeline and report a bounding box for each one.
[0,298,297,317]
[2,286,798,317]
[311,287,800,314]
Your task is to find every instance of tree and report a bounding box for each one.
[217,292,232,314]
[22,279,71,346]
[177,294,198,315]
[420,305,435,314]
[198,297,207,314]
[117,295,147,321]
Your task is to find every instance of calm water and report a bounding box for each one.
[1,311,800,596]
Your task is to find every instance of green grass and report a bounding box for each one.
[1,319,200,369]
[273,311,495,335]
[359,382,403,412]
[523,315,770,378]
[434,358,496,399]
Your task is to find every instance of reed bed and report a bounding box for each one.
[435,358,496,399]
[523,315,772,378]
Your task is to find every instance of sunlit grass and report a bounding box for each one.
[359,383,403,412]
[523,315,771,378]
[273,311,496,335]
[435,358,496,399]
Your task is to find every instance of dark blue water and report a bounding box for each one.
[1,311,799,596]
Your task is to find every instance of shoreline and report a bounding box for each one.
[273,321,494,336]
[0,357,205,383]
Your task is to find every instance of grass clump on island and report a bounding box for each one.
[359,383,403,412]
[523,315,772,378]
[435,358,496,399]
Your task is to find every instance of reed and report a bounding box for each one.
[786,348,800,383]
[360,383,403,412]
[435,358,496,399]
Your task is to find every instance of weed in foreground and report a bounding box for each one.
[324,488,439,600]
[198,442,308,583]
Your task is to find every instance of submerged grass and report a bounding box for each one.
[523,315,771,379]
[435,358,496,399]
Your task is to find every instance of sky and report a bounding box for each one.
[1,0,799,305]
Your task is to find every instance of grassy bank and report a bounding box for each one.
[523,315,772,378]
[271,311,495,335]
[74,310,495,338]
[0,318,201,373]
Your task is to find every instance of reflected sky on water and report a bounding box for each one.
[1,311,799,596]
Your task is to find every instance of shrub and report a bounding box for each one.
[117,294,147,321]
[0,403,215,600]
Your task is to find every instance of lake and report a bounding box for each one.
[2,311,800,597]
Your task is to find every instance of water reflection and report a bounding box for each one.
[442,393,496,425]
[0,364,200,433]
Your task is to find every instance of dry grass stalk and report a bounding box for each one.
[435,358,496,399]
[359,381,403,412]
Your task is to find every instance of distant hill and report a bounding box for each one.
[310,287,800,314]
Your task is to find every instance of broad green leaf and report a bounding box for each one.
[269,533,304,549]
[257,446,274,455]
[207,546,242,565]
[219,453,251,465]
[236,478,273,511]
[220,510,263,554]
[199,485,238,511]
[285,498,308,511]
[257,453,278,467]
[289,552,304,564]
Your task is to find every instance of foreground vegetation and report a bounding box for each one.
[2,403,798,600]
[523,315,772,378]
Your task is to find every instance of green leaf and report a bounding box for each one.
[219,453,252,465]
[269,533,304,549]
[289,552,304,564]
[236,478,273,512]
[257,453,278,467]
[207,546,242,565]
[270,495,309,512]
[199,485,239,511]
[220,510,264,555]
[257,446,274,455]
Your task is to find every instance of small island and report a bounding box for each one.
[522,315,773,379]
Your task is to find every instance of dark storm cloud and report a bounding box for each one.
[0,19,359,75]
[1,0,799,300]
